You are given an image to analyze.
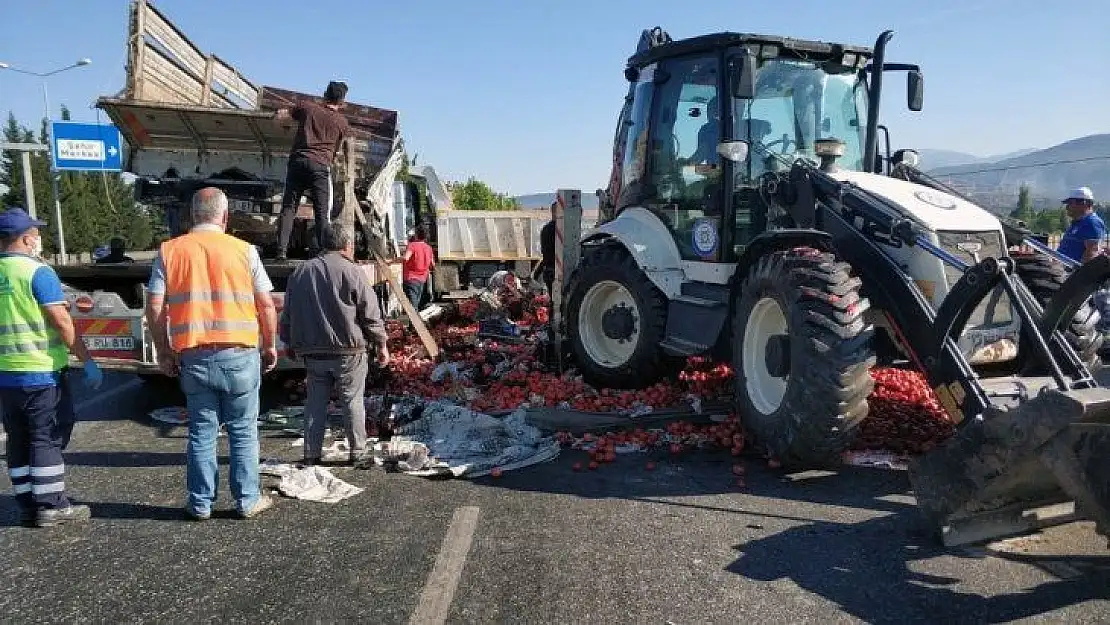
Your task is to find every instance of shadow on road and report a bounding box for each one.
[481,452,1110,620]
[727,510,1110,624]
[481,450,916,518]
[86,499,191,522]
[62,451,191,468]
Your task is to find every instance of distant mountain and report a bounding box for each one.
[515,192,600,210]
[917,149,982,169]
[917,148,1039,170]
[926,134,1110,206]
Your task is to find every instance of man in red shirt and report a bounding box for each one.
[274,81,351,260]
[402,225,436,309]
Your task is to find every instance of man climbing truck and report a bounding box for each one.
[561,26,1110,546]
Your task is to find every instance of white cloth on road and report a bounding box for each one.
[260,460,364,503]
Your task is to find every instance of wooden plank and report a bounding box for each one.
[130,0,146,99]
[210,55,259,108]
[141,2,208,79]
[335,139,438,360]
[374,253,440,360]
[141,47,205,104]
[200,57,215,106]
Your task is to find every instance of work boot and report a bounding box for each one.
[35,504,91,528]
[239,495,274,520]
[19,507,37,528]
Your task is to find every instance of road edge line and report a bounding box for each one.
[408,505,481,625]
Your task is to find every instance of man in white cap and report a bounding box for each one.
[1057,186,1104,263]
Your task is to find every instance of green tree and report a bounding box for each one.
[449,177,520,211]
[1010,184,1034,224]
[1,107,160,256]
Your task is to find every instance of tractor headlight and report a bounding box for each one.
[814,138,847,158]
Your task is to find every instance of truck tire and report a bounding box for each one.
[1013,254,1102,370]
[567,244,673,389]
[733,246,875,467]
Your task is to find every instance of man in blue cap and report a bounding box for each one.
[0,207,103,527]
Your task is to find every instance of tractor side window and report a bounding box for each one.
[618,78,655,208]
[821,73,867,171]
[645,54,722,261]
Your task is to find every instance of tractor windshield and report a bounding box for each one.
[734,57,868,179]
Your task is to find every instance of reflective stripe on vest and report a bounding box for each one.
[0,255,68,373]
[161,231,259,352]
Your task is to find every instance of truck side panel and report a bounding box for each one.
[436,212,549,262]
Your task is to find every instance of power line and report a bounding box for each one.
[934,155,1110,177]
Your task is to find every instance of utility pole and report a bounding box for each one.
[0,142,49,219]
[0,58,92,263]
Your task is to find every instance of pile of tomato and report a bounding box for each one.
[279,290,961,461]
[853,367,957,454]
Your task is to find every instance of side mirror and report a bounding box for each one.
[891,148,921,169]
[717,141,749,163]
[732,50,757,99]
[907,70,923,112]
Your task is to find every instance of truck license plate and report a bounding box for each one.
[85,336,135,351]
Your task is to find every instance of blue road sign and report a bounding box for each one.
[50,121,123,172]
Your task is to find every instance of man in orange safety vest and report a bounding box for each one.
[145,187,279,521]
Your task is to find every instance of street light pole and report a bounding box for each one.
[40,79,67,261]
[0,58,91,264]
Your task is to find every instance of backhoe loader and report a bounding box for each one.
[564,27,1110,545]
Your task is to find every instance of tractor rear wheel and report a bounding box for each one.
[567,244,673,389]
[1014,254,1103,371]
[732,247,876,467]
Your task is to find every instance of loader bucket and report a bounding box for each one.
[909,384,1110,547]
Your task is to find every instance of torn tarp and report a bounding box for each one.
[389,400,560,478]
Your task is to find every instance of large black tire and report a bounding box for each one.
[1013,254,1103,371]
[566,244,674,389]
[732,246,876,467]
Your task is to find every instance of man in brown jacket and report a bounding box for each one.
[274,80,351,260]
[279,223,389,465]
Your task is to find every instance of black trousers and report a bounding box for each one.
[279,155,334,255]
[1,380,74,511]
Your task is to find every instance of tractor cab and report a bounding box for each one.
[603,28,921,263]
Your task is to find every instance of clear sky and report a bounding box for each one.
[1,0,1106,196]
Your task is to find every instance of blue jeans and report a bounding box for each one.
[403,279,426,309]
[179,347,262,515]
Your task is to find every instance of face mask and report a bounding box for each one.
[29,236,43,258]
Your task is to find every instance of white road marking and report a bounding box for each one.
[408,506,481,625]
[74,377,143,413]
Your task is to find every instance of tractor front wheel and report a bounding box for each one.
[732,247,876,467]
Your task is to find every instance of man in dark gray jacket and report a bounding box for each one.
[279,224,390,465]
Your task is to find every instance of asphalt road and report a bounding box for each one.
[1,378,1109,624]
